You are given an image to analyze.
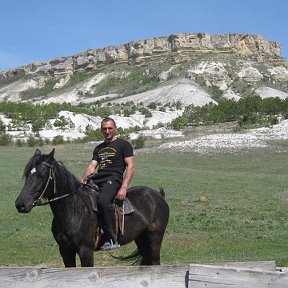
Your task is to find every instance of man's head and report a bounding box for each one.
[101,117,117,142]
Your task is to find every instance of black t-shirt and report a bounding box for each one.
[92,138,133,180]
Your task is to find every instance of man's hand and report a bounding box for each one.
[80,178,87,184]
[116,187,127,201]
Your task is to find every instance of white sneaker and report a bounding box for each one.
[100,239,120,250]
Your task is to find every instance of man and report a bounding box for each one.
[80,117,135,250]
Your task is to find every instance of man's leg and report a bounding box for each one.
[103,203,119,246]
[98,180,120,250]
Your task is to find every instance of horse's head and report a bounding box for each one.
[15,148,56,213]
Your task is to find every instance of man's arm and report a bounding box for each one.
[80,160,98,184]
[116,156,135,201]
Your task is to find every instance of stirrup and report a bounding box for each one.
[100,239,120,251]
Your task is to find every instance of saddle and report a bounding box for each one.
[84,181,134,235]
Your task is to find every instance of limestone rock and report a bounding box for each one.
[238,67,263,82]
[0,32,287,104]
[0,32,283,79]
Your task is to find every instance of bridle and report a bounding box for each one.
[33,161,73,207]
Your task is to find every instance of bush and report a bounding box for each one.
[269,116,279,125]
[32,118,47,132]
[52,135,65,145]
[147,102,158,109]
[138,107,152,118]
[210,85,224,101]
[0,119,6,132]
[123,109,132,117]
[15,139,24,147]
[132,136,146,149]
[27,135,37,147]
[117,128,130,139]
[54,116,73,129]
[171,116,188,130]
[84,129,103,142]
[0,134,11,146]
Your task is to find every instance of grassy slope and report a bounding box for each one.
[1,143,288,267]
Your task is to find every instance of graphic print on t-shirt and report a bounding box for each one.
[97,147,117,170]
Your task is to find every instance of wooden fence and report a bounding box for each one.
[0,261,287,288]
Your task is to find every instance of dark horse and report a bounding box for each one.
[15,149,169,267]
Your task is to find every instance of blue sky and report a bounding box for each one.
[0,0,287,72]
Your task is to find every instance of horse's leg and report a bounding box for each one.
[134,233,154,265]
[147,232,162,265]
[52,221,78,267]
[135,232,163,265]
[59,245,77,267]
[78,245,94,267]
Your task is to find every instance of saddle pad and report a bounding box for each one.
[116,198,134,215]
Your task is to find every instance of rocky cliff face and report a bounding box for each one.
[0,32,287,105]
[0,33,284,80]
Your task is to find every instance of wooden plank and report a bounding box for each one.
[189,264,288,288]
[210,260,277,271]
[0,262,287,288]
[0,265,190,288]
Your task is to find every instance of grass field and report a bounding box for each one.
[1,142,288,267]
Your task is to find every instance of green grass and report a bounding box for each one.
[1,143,288,267]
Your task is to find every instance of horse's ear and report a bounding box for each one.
[48,148,55,159]
[34,149,41,156]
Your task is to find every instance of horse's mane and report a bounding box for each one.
[53,159,98,217]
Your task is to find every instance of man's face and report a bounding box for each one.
[101,120,117,142]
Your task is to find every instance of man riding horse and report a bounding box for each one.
[80,117,135,250]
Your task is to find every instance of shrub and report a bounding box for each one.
[210,85,224,101]
[84,129,103,142]
[147,102,157,109]
[52,135,65,145]
[32,118,47,132]
[123,109,132,117]
[0,119,6,132]
[268,116,279,126]
[54,116,72,129]
[138,107,152,118]
[0,134,11,146]
[27,135,37,147]
[117,128,130,139]
[15,139,24,147]
[175,101,182,110]
[132,136,146,149]
[171,116,188,130]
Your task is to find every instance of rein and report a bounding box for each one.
[33,161,73,207]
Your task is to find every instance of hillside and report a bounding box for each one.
[0,32,287,105]
[0,32,288,143]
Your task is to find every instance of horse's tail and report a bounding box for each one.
[111,248,142,264]
[159,187,165,198]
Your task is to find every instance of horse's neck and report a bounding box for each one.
[55,166,79,196]
[50,184,97,228]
